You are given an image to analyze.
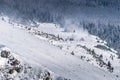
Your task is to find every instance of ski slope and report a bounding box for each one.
[0,16,120,80]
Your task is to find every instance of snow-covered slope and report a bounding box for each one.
[0,16,120,80]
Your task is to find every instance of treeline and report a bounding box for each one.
[0,0,120,23]
[82,21,120,53]
[0,0,71,23]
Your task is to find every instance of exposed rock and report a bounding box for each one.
[11,59,20,66]
[1,50,10,58]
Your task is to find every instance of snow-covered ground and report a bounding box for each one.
[0,16,120,80]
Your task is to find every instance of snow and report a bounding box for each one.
[0,16,120,80]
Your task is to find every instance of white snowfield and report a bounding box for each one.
[0,16,120,80]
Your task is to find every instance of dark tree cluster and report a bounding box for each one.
[82,21,120,54]
[0,0,120,23]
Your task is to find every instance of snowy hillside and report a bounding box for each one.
[0,16,120,80]
[1,0,120,54]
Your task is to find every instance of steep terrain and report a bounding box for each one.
[1,0,120,54]
[0,16,120,80]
